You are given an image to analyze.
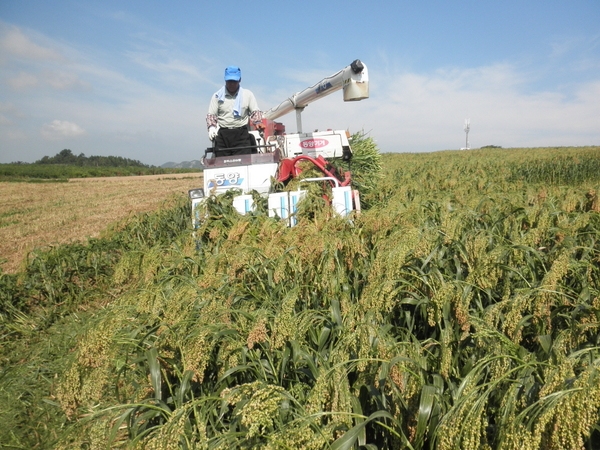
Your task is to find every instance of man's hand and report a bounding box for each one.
[208,126,218,141]
[255,123,265,132]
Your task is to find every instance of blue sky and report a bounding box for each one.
[1,0,599,166]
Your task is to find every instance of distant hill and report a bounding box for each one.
[161,160,204,169]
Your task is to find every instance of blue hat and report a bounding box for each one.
[224,66,241,81]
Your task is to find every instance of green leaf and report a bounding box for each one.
[318,326,332,351]
[414,385,436,446]
[330,410,395,450]
[331,298,343,327]
[539,334,552,354]
[145,347,162,401]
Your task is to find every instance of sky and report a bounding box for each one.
[1,0,599,166]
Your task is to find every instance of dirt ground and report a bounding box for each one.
[0,173,203,273]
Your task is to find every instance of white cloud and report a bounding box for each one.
[128,51,201,77]
[44,70,92,91]
[1,24,90,94]
[0,25,65,62]
[0,102,27,128]
[7,71,39,89]
[293,63,600,153]
[41,120,86,140]
[2,128,27,141]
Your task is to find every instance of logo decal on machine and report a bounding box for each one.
[207,172,244,188]
[299,138,329,149]
[315,82,333,94]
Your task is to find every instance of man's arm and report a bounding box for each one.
[250,110,263,128]
[207,95,219,129]
[206,113,217,129]
[247,91,263,127]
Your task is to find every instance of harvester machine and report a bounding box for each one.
[189,59,369,227]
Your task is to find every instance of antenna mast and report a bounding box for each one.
[463,119,470,150]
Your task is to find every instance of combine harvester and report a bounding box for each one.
[189,59,369,227]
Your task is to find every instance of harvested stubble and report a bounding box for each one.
[0,174,203,273]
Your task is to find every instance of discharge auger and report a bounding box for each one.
[189,59,369,227]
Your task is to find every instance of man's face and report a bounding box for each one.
[226,80,240,94]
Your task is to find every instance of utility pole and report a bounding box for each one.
[463,119,470,150]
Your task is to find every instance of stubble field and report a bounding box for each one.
[0,173,203,273]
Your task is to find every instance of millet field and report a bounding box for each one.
[1,140,600,449]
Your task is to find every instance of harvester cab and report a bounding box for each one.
[189,59,369,227]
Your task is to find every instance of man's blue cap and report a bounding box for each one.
[224,66,241,81]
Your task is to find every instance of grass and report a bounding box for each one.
[1,144,600,449]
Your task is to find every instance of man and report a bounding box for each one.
[206,66,264,156]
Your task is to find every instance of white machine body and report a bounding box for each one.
[284,130,350,159]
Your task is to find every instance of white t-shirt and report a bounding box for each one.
[208,88,260,129]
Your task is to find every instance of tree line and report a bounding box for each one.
[34,149,151,168]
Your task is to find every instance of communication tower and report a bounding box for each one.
[463,119,470,150]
